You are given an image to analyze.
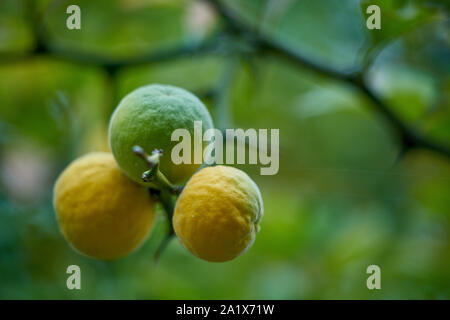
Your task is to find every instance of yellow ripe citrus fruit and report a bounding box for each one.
[173,165,263,262]
[108,84,213,186]
[53,152,155,260]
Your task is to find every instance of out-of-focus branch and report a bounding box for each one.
[205,0,357,81]
[1,0,221,70]
[3,0,449,158]
[205,0,450,158]
[357,82,450,156]
[213,57,239,130]
[43,39,220,70]
[0,34,220,70]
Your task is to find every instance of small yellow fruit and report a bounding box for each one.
[173,165,263,262]
[53,152,155,260]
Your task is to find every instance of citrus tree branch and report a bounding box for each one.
[0,33,220,71]
[205,0,450,158]
[0,0,220,70]
[4,0,447,158]
[212,56,239,130]
[43,39,220,71]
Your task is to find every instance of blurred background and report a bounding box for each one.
[0,0,449,299]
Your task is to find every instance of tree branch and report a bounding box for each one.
[213,56,239,130]
[205,0,450,158]
[0,35,220,70]
[42,39,219,70]
[5,0,447,157]
[1,0,221,69]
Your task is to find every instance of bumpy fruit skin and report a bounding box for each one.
[108,84,213,185]
[173,165,263,262]
[53,152,155,260]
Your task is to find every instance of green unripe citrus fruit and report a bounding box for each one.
[53,152,156,260]
[108,84,213,185]
[173,165,264,262]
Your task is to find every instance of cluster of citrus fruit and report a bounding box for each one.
[53,84,263,262]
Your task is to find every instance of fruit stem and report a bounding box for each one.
[133,145,178,262]
[132,145,180,195]
[154,230,174,264]
[158,188,176,230]
[154,188,176,264]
